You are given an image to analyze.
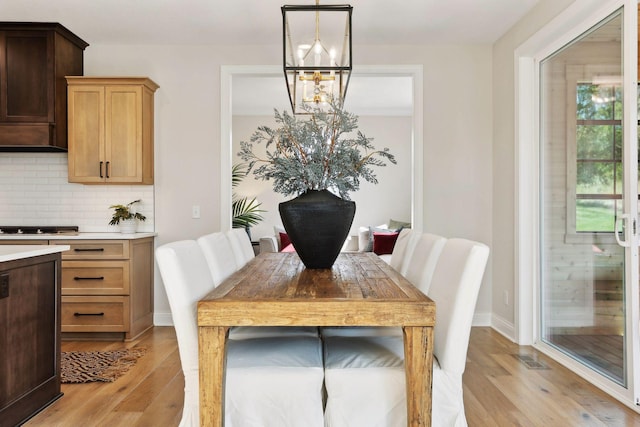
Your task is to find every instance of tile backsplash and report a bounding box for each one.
[0,153,154,232]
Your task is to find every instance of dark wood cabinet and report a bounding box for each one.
[0,23,88,151]
[0,252,63,427]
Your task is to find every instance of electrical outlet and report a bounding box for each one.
[503,290,509,306]
[192,205,201,219]
[0,274,9,299]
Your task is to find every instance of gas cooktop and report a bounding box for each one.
[0,226,79,235]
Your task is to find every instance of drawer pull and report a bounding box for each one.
[74,248,105,252]
[73,312,105,317]
[73,276,105,281]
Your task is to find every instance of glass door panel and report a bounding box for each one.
[540,10,626,385]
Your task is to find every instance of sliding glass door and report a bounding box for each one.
[539,4,639,400]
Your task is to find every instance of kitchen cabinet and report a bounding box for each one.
[0,248,66,426]
[66,77,159,184]
[53,237,154,341]
[0,23,88,151]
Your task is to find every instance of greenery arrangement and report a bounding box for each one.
[108,200,147,225]
[238,101,396,200]
[232,163,265,229]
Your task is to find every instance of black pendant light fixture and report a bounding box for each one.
[282,0,352,114]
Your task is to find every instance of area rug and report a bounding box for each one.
[61,347,147,383]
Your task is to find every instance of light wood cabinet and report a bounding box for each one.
[66,77,158,184]
[52,237,154,341]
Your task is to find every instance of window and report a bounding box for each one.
[574,82,622,232]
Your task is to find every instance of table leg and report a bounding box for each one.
[403,326,434,427]
[199,326,227,427]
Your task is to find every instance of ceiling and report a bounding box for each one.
[0,0,540,46]
[0,0,541,116]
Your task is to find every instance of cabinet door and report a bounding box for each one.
[68,85,105,183]
[105,85,143,183]
[0,30,52,122]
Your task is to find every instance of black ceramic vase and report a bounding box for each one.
[279,189,356,269]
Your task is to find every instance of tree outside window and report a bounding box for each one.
[575,83,623,232]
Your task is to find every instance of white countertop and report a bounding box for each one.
[0,245,71,262]
[0,232,157,241]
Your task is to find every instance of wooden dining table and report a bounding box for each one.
[197,251,436,426]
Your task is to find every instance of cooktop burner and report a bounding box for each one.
[0,226,79,235]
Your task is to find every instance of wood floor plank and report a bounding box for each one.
[24,326,640,427]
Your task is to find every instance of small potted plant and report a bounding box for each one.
[109,200,147,233]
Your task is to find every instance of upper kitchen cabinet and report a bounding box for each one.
[0,23,88,151]
[66,77,159,184]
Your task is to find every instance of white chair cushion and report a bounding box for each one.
[320,326,401,338]
[229,326,320,340]
[323,335,466,427]
[226,336,324,427]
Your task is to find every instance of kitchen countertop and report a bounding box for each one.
[0,245,70,262]
[0,232,157,241]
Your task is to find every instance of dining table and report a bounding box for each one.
[197,251,436,426]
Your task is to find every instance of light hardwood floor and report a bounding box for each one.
[25,326,640,426]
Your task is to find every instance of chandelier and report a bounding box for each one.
[282,1,352,114]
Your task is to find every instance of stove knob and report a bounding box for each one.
[37,229,44,234]
[17,229,23,234]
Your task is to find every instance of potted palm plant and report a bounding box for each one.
[232,163,265,240]
[238,100,396,268]
[109,200,147,233]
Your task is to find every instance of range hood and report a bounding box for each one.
[0,22,88,152]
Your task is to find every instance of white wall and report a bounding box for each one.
[232,114,412,243]
[78,43,493,325]
[491,0,576,338]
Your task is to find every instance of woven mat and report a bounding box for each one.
[61,348,147,383]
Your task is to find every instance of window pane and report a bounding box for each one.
[577,84,614,120]
[577,162,614,194]
[577,125,614,159]
[576,199,616,232]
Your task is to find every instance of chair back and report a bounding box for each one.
[428,238,489,375]
[404,233,447,293]
[197,232,238,286]
[389,228,420,275]
[156,240,215,426]
[226,228,255,267]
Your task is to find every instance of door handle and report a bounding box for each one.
[615,214,632,247]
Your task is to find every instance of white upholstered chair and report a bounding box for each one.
[226,227,255,268]
[156,240,325,427]
[198,231,318,340]
[403,232,447,294]
[196,232,237,286]
[323,238,490,427]
[321,232,446,339]
[388,228,420,275]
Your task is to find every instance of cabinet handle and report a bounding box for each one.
[74,248,105,252]
[73,312,105,317]
[99,161,104,178]
[106,161,110,178]
[73,276,104,281]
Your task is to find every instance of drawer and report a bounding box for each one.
[61,261,129,295]
[61,296,129,332]
[54,240,129,260]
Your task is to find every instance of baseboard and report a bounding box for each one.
[472,311,491,326]
[491,313,515,341]
[154,312,174,327]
